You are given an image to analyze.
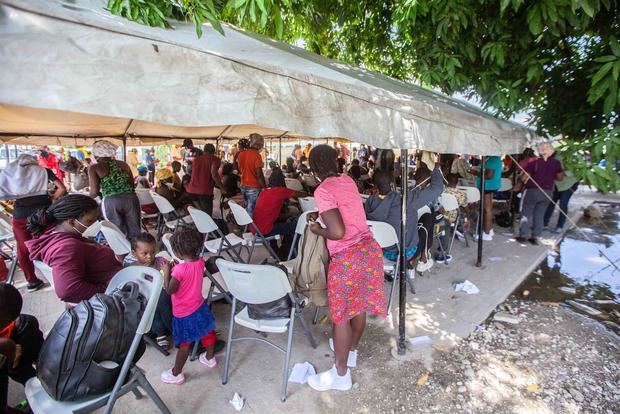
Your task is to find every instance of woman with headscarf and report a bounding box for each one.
[88,140,141,238]
[155,168,185,210]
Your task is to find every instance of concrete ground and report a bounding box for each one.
[7,188,613,413]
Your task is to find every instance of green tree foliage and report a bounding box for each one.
[106,0,619,191]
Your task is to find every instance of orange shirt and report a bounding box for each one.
[237,149,263,188]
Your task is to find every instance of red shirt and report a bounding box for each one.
[252,187,295,234]
[237,149,263,188]
[186,153,221,196]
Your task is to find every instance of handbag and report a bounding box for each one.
[246,264,293,319]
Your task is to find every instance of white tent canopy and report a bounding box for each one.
[0,0,535,154]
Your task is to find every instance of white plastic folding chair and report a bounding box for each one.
[227,201,280,262]
[135,188,159,228]
[360,194,370,204]
[285,178,304,192]
[499,177,513,192]
[298,197,317,212]
[32,260,54,289]
[435,193,460,261]
[149,191,193,237]
[187,206,246,263]
[25,266,171,414]
[367,220,406,314]
[217,259,317,402]
[81,220,102,239]
[457,186,481,204]
[99,221,131,256]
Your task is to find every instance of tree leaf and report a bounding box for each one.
[591,61,614,86]
[610,36,620,57]
[594,55,618,63]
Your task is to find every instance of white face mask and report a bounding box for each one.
[72,218,89,234]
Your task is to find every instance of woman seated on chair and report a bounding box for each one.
[155,168,187,211]
[26,194,122,304]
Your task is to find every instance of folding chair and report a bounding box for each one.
[187,206,246,263]
[135,188,159,229]
[284,178,304,192]
[298,197,317,212]
[434,193,460,263]
[149,191,193,237]
[367,220,410,314]
[227,201,280,262]
[217,259,317,402]
[32,260,54,290]
[81,221,102,239]
[25,266,171,414]
[99,221,131,256]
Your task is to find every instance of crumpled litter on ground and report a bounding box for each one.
[453,280,480,294]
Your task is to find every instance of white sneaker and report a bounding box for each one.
[199,353,217,369]
[416,257,434,272]
[161,368,185,385]
[328,338,358,367]
[307,365,352,391]
[473,232,493,241]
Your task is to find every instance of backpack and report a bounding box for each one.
[292,226,329,306]
[0,155,48,200]
[37,282,146,401]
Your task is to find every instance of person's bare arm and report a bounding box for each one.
[88,165,101,198]
[51,178,67,201]
[555,171,565,181]
[309,208,345,240]
[292,190,308,198]
[255,167,266,188]
[211,162,223,189]
[163,266,180,295]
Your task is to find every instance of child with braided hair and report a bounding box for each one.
[160,226,217,385]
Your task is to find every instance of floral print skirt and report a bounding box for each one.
[328,237,386,324]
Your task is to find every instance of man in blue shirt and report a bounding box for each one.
[469,155,502,241]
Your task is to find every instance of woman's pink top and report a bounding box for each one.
[170,258,205,318]
[314,175,372,256]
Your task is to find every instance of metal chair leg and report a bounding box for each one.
[222,298,236,385]
[280,308,296,402]
[312,307,321,324]
[296,309,317,348]
[132,367,172,414]
[131,388,143,399]
[6,247,18,285]
[386,259,400,314]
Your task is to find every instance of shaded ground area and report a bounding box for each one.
[6,188,619,413]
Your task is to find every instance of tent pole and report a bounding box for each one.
[397,148,409,355]
[4,144,9,162]
[476,156,486,267]
[122,135,127,161]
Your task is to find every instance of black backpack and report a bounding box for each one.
[37,282,146,401]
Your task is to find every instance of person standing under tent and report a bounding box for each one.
[236,134,266,218]
[185,144,222,216]
[88,140,141,239]
[543,148,579,233]
[468,155,502,241]
[127,148,140,176]
[145,149,157,186]
[306,145,385,392]
[37,146,64,184]
[339,143,350,161]
[516,142,564,245]
[303,143,312,159]
[0,154,66,291]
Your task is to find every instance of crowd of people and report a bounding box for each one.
[0,136,579,408]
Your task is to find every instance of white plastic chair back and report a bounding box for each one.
[150,191,175,214]
[99,221,131,255]
[33,260,54,288]
[216,259,291,304]
[285,178,304,192]
[298,197,316,212]
[212,187,223,220]
[104,266,163,335]
[81,220,102,239]
[417,205,431,217]
[303,175,319,188]
[457,186,481,204]
[135,188,155,206]
[295,210,315,235]
[439,193,459,212]
[360,194,370,203]
[367,220,399,249]
[187,206,219,234]
[161,233,183,262]
[0,211,13,241]
[228,201,253,226]
[499,178,513,192]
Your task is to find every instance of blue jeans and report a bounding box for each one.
[543,182,579,230]
[240,185,261,218]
